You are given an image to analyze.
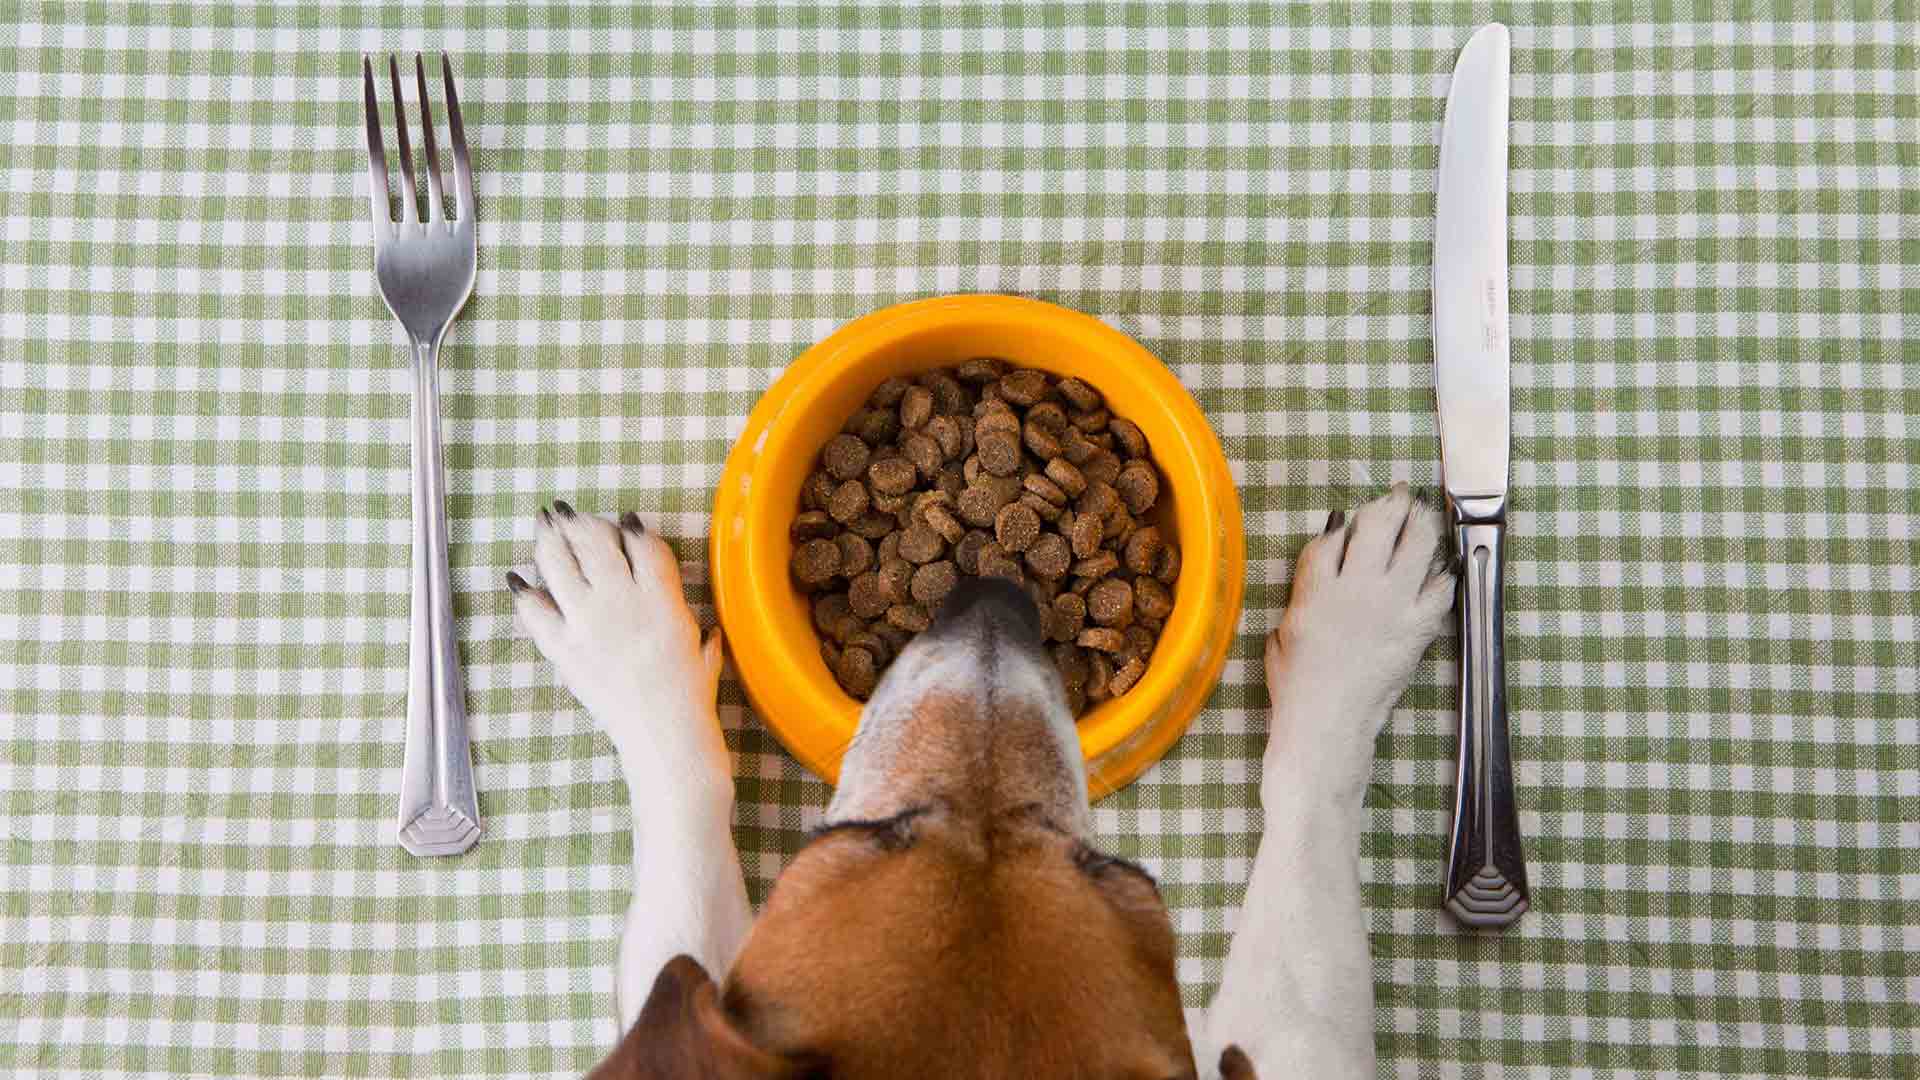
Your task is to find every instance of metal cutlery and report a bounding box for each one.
[362,54,481,857]
[1433,24,1529,926]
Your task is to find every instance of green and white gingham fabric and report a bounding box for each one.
[3,3,1916,1077]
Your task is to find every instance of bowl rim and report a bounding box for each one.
[710,294,1245,796]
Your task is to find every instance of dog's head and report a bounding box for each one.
[599,578,1251,1079]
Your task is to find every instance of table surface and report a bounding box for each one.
[3,3,1916,1077]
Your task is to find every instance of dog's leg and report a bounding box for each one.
[1198,483,1454,1079]
[509,504,753,1031]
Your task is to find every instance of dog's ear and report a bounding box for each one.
[588,955,802,1079]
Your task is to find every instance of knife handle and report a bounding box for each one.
[1443,499,1530,928]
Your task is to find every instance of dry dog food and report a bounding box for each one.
[792,360,1180,716]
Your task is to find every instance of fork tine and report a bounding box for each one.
[387,55,419,224]
[441,53,475,221]
[412,55,446,223]
[361,57,390,232]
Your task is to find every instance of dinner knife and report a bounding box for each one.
[1434,23,1529,928]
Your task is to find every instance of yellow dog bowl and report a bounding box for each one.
[710,296,1245,799]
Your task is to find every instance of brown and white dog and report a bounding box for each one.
[508,482,1454,1078]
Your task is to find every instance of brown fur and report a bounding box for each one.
[591,956,802,1079]
[595,664,1255,1077]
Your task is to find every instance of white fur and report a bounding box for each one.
[515,483,1452,1076]
[828,622,1090,835]
[1193,482,1454,1078]
[511,509,753,1028]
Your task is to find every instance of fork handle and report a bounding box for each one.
[1443,498,1528,926]
[397,337,481,856]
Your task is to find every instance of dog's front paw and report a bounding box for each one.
[509,503,725,764]
[1265,483,1455,772]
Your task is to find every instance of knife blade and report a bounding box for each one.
[1434,22,1530,928]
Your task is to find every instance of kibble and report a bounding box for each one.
[792,362,1181,716]
[901,432,942,478]
[899,523,946,564]
[1025,532,1072,580]
[899,385,934,430]
[995,502,1042,552]
[1124,624,1157,662]
[813,592,852,635]
[924,505,967,545]
[911,560,960,608]
[1023,473,1068,507]
[1154,545,1180,585]
[1051,593,1087,642]
[803,471,837,511]
[886,604,932,633]
[793,510,839,542]
[1067,512,1104,559]
[1057,377,1102,411]
[1069,407,1110,434]
[1044,458,1086,497]
[849,408,898,445]
[1090,645,1121,699]
[936,463,967,501]
[925,372,971,416]
[847,571,889,618]
[1073,551,1119,579]
[828,479,870,524]
[1084,450,1123,487]
[975,407,1021,439]
[1123,525,1163,575]
[1134,575,1174,619]
[1061,430,1099,465]
[977,541,1024,582]
[1088,578,1135,627]
[955,530,990,575]
[824,434,871,481]
[1108,657,1146,697]
[791,538,842,588]
[998,369,1051,406]
[837,533,875,578]
[836,645,879,696]
[1116,460,1160,515]
[977,430,1023,477]
[926,415,965,460]
[958,485,1003,527]
[871,377,912,408]
[848,630,892,666]
[1023,421,1063,460]
[957,358,1004,384]
[1018,491,1063,523]
[877,559,915,604]
[850,511,897,540]
[1026,401,1068,433]
[869,456,917,496]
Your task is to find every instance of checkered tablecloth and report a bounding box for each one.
[4,3,1916,1077]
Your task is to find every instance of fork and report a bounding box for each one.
[362,54,480,856]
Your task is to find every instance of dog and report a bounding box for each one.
[507,481,1453,1078]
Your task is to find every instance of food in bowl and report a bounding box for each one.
[788,359,1180,716]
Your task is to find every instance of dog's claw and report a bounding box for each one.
[1325,509,1346,533]
[554,499,577,519]
[506,570,530,594]
[619,511,645,534]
